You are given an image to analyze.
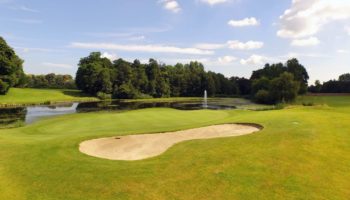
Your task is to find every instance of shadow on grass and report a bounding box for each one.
[62,90,94,98]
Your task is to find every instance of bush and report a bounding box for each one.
[0,80,10,95]
[254,89,271,104]
[96,92,112,100]
[113,83,139,99]
[302,102,314,106]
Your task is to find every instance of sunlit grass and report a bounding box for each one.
[0,96,350,199]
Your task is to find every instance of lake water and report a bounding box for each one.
[0,99,242,127]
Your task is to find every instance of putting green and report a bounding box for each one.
[1,96,350,199]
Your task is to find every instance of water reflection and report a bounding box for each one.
[0,107,27,127]
[0,100,236,127]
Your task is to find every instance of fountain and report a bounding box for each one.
[203,90,208,109]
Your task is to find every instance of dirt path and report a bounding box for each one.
[79,124,261,161]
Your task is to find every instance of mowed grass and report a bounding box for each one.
[0,88,97,105]
[1,96,350,199]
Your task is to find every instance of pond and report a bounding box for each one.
[0,98,254,127]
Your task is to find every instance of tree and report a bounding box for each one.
[250,58,309,95]
[286,58,309,94]
[254,89,270,104]
[233,77,251,95]
[339,73,350,82]
[25,74,76,89]
[0,37,25,94]
[75,52,113,95]
[269,72,300,103]
[308,80,322,93]
[252,76,270,94]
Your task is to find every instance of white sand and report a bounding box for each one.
[79,124,261,161]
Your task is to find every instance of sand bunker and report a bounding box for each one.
[79,124,262,161]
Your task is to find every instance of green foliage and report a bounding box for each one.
[96,92,112,100]
[252,72,300,104]
[338,73,350,82]
[75,52,113,95]
[25,73,76,89]
[269,72,300,103]
[254,89,270,104]
[308,74,350,93]
[76,52,240,99]
[113,83,139,99]
[0,79,10,94]
[251,58,309,95]
[252,76,270,94]
[0,37,25,94]
[250,59,309,104]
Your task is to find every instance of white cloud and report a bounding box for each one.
[345,26,350,35]
[70,42,214,55]
[127,35,146,41]
[200,0,229,6]
[218,56,237,64]
[228,17,259,27]
[42,62,73,69]
[159,0,181,13]
[194,43,226,50]
[158,58,211,65]
[11,5,38,12]
[13,18,42,24]
[20,5,38,12]
[14,46,60,53]
[284,52,329,59]
[101,52,118,61]
[291,37,320,46]
[227,40,264,50]
[337,49,350,54]
[240,54,267,66]
[277,0,350,38]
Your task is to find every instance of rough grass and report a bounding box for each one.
[0,88,97,106]
[0,96,350,199]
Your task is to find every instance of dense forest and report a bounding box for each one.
[309,73,350,93]
[75,52,246,99]
[75,52,309,104]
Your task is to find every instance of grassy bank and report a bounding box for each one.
[0,88,98,107]
[0,95,350,199]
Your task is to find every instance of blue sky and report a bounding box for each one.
[1,0,350,83]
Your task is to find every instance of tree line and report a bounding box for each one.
[75,52,247,99]
[75,52,309,104]
[309,73,350,93]
[24,74,76,89]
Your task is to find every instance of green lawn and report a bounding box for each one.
[0,88,98,106]
[1,95,350,199]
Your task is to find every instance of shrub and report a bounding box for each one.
[0,80,10,95]
[254,89,271,104]
[96,92,112,100]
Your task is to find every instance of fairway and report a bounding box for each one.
[0,96,350,199]
[0,88,97,106]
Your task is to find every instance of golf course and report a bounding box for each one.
[1,1,350,198]
[1,93,350,199]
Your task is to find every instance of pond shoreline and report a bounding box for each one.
[0,98,99,108]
